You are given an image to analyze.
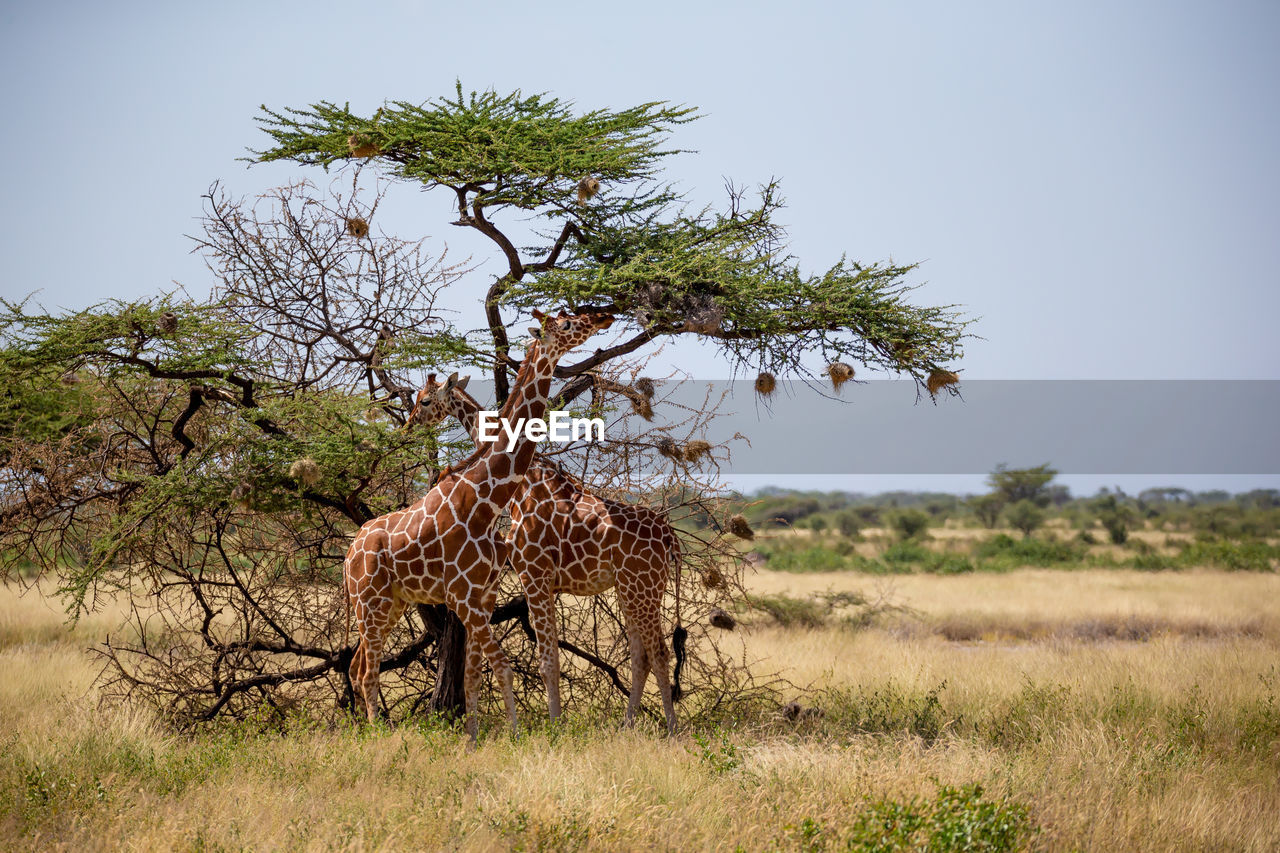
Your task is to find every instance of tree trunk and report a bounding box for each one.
[426,604,467,718]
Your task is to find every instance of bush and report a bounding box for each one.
[975,533,1083,567]
[1177,540,1279,572]
[750,541,859,572]
[788,784,1036,853]
[889,508,931,541]
[835,510,862,539]
[1004,500,1046,538]
[748,594,827,628]
[882,540,931,564]
[825,680,950,742]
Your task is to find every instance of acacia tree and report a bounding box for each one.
[1,85,969,728]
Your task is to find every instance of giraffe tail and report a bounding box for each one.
[668,526,687,703]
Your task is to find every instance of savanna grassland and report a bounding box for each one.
[2,552,1278,852]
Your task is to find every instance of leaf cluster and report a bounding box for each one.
[252,85,971,388]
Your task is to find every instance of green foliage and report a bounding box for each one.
[889,508,931,541]
[986,463,1057,507]
[254,84,696,212]
[985,680,1073,749]
[974,534,1083,568]
[826,680,951,743]
[749,593,834,629]
[1003,500,1046,539]
[1176,540,1279,572]
[253,84,970,384]
[967,493,1004,529]
[687,730,742,776]
[750,539,868,573]
[1092,494,1136,544]
[782,785,1036,853]
[835,510,862,539]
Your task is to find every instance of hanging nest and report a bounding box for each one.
[576,177,600,204]
[683,439,712,464]
[702,567,726,590]
[345,217,370,239]
[635,377,657,399]
[230,481,254,508]
[655,436,682,461]
[157,311,179,335]
[728,514,754,540]
[629,282,670,327]
[709,608,737,631]
[59,372,80,387]
[826,361,855,391]
[754,372,777,397]
[892,340,918,367]
[347,134,380,158]
[926,368,960,396]
[630,394,654,421]
[288,458,321,488]
[681,294,724,334]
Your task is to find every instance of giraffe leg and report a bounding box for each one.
[522,575,563,721]
[643,624,677,737]
[454,600,518,743]
[620,584,677,735]
[352,546,400,724]
[622,623,649,729]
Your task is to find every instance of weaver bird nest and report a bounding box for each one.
[345,217,370,239]
[347,134,380,158]
[826,361,855,391]
[728,514,755,540]
[683,440,713,464]
[288,457,322,487]
[576,176,600,204]
[926,368,960,396]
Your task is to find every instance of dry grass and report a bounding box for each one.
[2,571,1278,851]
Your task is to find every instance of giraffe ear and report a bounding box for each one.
[455,375,470,391]
[527,326,543,339]
[444,372,459,389]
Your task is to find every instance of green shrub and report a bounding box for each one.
[748,594,828,628]
[1004,499,1046,538]
[840,784,1036,853]
[975,533,1083,567]
[889,508,931,541]
[922,553,977,575]
[1178,540,1279,572]
[882,540,931,564]
[826,680,950,742]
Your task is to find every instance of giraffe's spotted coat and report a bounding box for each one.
[410,373,683,734]
[345,310,615,740]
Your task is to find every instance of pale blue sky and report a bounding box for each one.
[2,1,1276,494]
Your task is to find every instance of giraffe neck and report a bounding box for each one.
[450,341,556,518]
[448,387,483,443]
[489,340,556,461]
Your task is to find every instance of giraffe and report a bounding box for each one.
[344,308,615,741]
[408,374,685,735]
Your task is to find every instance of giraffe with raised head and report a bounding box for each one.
[408,373,684,735]
[344,308,615,740]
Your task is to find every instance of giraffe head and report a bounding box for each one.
[528,309,614,361]
[405,372,471,429]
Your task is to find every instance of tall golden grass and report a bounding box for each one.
[1,569,1277,851]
